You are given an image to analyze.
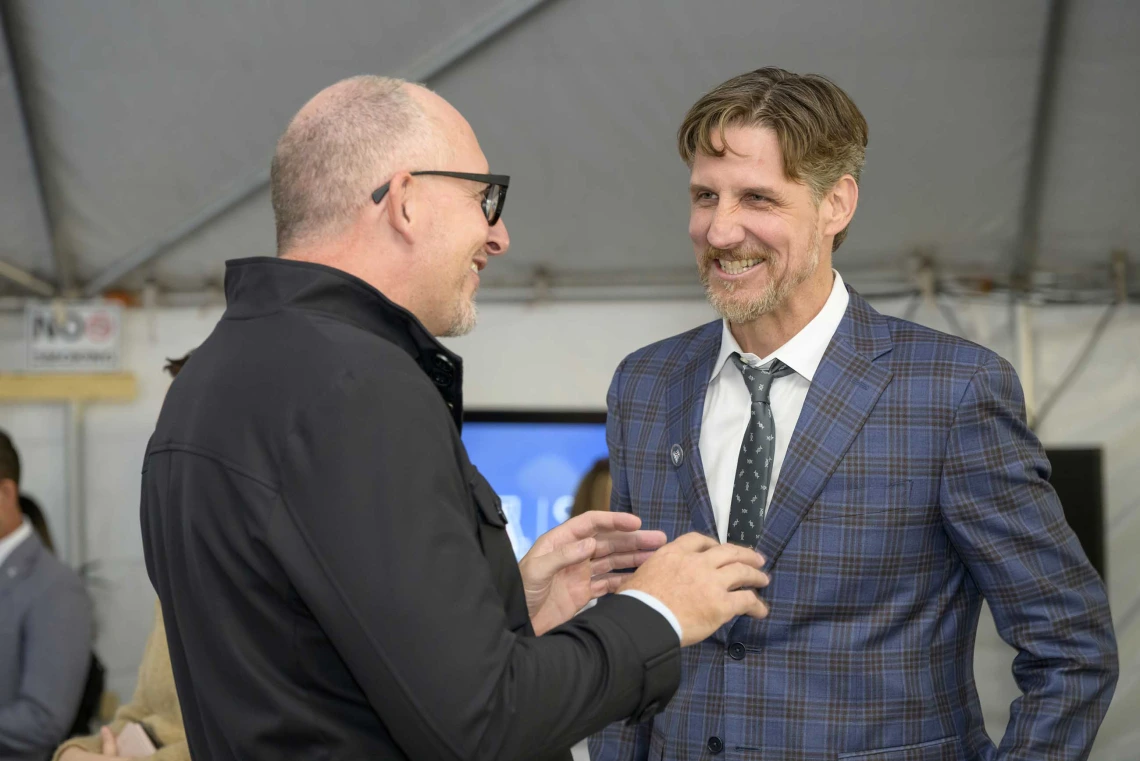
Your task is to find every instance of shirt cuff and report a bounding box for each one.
[618,590,683,642]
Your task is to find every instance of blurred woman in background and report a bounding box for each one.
[55,354,192,761]
[570,458,611,519]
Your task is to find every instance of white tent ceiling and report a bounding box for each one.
[0,0,1136,300]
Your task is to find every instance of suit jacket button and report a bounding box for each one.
[728,642,746,660]
[707,736,724,754]
[431,355,456,386]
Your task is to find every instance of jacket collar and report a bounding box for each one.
[222,257,465,428]
[0,530,44,595]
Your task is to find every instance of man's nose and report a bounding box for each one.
[485,219,510,257]
[706,205,744,250]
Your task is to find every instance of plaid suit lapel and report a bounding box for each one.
[665,320,722,538]
[756,290,894,569]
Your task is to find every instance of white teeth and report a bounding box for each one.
[718,258,763,275]
[470,263,479,273]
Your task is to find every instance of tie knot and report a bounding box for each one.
[731,354,793,405]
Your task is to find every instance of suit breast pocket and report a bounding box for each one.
[838,735,960,760]
[804,478,915,522]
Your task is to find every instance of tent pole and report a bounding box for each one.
[0,257,56,297]
[1016,300,1037,428]
[64,399,87,571]
[1010,0,1071,291]
[80,0,561,298]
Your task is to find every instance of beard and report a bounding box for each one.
[440,252,480,337]
[442,295,478,337]
[699,227,821,324]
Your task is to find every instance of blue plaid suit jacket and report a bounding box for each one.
[590,290,1117,761]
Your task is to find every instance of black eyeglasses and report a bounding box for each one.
[372,171,510,226]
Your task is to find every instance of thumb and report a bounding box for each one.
[540,535,597,576]
[101,726,119,756]
[524,537,595,589]
[564,536,596,563]
[546,537,596,574]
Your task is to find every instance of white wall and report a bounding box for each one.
[0,296,1135,758]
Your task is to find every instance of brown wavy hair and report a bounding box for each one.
[570,458,612,519]
[678,67,868,251]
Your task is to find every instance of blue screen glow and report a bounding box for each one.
[461,421,608,559]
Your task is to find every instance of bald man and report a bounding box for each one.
[141,76,771,761]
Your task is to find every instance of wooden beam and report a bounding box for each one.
[0,373,137,402]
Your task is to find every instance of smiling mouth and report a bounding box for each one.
[717,257,767,276]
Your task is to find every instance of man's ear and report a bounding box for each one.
[383,171,418,245]
[821,174,859,238]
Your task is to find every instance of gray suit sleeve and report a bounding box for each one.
[0,574,94,755]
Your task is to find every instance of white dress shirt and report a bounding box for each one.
[700,271,850,544]
[0,519,32,570]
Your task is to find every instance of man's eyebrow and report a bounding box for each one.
[740,186,784,202]
[689,183,786,203]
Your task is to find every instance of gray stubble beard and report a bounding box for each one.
[701,227,821,324]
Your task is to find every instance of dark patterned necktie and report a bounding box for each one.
[727,354,794,547]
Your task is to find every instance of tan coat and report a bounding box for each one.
[54,601,186,761]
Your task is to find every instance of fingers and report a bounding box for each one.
[555,511,642,541]
[590,573,627,597]
[526,536,596,582]
[670,532,720,552]
[590,549,656,576]
[727,588,770,620]
[100,726,119,756]
[560,537,596,566]
[718,563,769,591]
[704,543,766,569]
[590,529,668,557]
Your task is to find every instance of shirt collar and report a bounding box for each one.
[0,519,32,570]
[711,269,850,383]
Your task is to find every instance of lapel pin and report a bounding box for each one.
[670,443,684,467]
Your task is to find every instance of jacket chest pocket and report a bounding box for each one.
[804,478,916,522]
[468,468,530,631]
[470,470,508,529]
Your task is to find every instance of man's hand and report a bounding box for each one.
[622,532,770,646]
[58,727,129,760]
[520,511,667,635]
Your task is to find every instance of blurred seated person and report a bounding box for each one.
[54,602,183,761]
[55,354,192,761]
[19,496,55,554]
[570,458,612,519]
[0,431,93,761]
[17,495,105,740]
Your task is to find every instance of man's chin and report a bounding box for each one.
[708,294,772,324]
[441,300,478,338]
[704,277,782,323]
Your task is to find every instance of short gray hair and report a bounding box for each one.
[270,75,441,253]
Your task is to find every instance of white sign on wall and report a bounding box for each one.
[25,302,122,372]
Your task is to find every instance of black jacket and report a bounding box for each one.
[141,257,680,761]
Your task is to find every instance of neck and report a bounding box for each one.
[280,243,438,334]
[729,268,834,357]
[0,515,23,542]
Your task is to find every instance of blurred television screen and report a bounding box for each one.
[462,411,607,559]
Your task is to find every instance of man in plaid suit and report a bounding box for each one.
[590,68,1117,761]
